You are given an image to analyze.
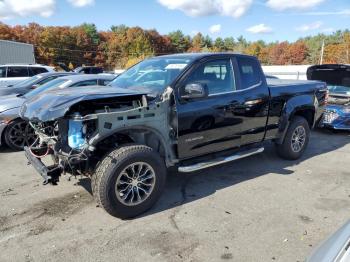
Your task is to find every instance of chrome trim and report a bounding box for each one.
[178,147,264,173]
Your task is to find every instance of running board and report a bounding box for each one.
[178,147,264,173]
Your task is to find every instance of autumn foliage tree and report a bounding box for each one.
[0,22,349,69]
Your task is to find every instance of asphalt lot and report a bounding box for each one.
[0,130,349,262]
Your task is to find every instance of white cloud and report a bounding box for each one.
[267,0,325,11]
[296,21,323,32]
[0,0,55,19]
[209,24,222,34]
[158,0,253,18]
[303,9,350,16]
[246,23,273,34]
[67,0,95,7]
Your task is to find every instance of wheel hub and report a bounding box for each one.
[115,162,156,206]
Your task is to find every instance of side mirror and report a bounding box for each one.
[30,84,38,89]
[181,83,208,100]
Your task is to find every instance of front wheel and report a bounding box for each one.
[92,145,167,219]
[4,119,37,151]
[276,116,310,160]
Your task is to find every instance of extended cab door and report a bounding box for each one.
[176,57,243,159]
[176,55,270,159]
[232,56,270,145]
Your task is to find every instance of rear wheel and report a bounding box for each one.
[4,119,37,151]
[276,116,310,160]
[92,144,167,219]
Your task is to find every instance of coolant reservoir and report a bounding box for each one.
[68,113,86,149]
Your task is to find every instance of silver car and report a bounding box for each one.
[0,72,77,96]
[307,220,350,262]
[0,74,116,150]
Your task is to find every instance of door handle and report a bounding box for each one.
[244,99,263,106]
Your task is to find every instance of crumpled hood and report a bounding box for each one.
[0,94,24,113]
[20,86,146,122]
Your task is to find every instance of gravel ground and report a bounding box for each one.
[0,130,349,262]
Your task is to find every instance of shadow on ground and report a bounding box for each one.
[2,129,349,219]
[142,130,349,218]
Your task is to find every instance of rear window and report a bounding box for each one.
[236,57,263,90]
[29,67,48,76]
[0,67,6,77]
[71,80,98,87]
[91,67,103,74]
[7,66,29,77]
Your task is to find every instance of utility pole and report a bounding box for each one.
[319,39,325,65]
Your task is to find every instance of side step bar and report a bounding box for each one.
[178,147,264,173]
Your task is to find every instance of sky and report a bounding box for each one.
[0,0,349,42]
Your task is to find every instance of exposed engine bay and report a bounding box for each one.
[22,87,178,184]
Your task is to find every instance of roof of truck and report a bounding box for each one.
[155,52,252,60]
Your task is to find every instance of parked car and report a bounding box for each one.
[0,74,115,150]
[21,53,327,218]
[0,72,77,97]
[307,64,350,130]
[74,66,103,74]
[307,219,350,262]
[0,64,55,87]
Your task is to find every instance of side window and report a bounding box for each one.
[99,79,112,86]
[7,67,29,77]
[236,57,263,90]
[29,67,48,76]
[82,68,90,74]
[71,80,98,87]
[185,59,235,95]
[37,76,58,85]
[91,67,102,74]
[0,67,6,77]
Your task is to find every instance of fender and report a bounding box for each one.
[275,94,316,144]
[89,125,178,167]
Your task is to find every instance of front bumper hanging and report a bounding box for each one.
[24,147,62,185]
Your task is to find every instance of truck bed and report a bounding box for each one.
[267,78,322,87]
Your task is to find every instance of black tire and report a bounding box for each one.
[92,144,167,219]
[4,119,36,151]
[276,116,310,160]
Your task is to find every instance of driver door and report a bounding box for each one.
[176,57,243,159]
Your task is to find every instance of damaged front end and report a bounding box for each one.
[320,94,350,130]
[20,86,176,185]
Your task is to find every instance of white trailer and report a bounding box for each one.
[0,40,35,64]
[262,65,312,80]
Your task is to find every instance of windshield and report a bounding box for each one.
[24,78,69,99]
[328,85,350,95]
[12,75,41,88]
[108,57,194,97]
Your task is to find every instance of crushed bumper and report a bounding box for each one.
[319,106,350,130]
[24,147,62,185]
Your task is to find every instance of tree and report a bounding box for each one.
[189,33,205,52]
[168,30,191,53]
[224,37,236,51]
[79,23,100,45]
[214,37,225,52]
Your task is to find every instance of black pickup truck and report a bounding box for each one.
[20,53,328,218]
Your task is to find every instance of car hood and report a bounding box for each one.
[20,86,146,122]
[0,94,24,113]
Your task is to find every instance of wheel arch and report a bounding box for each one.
[275,95,316,144]
[91,125,177,167]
